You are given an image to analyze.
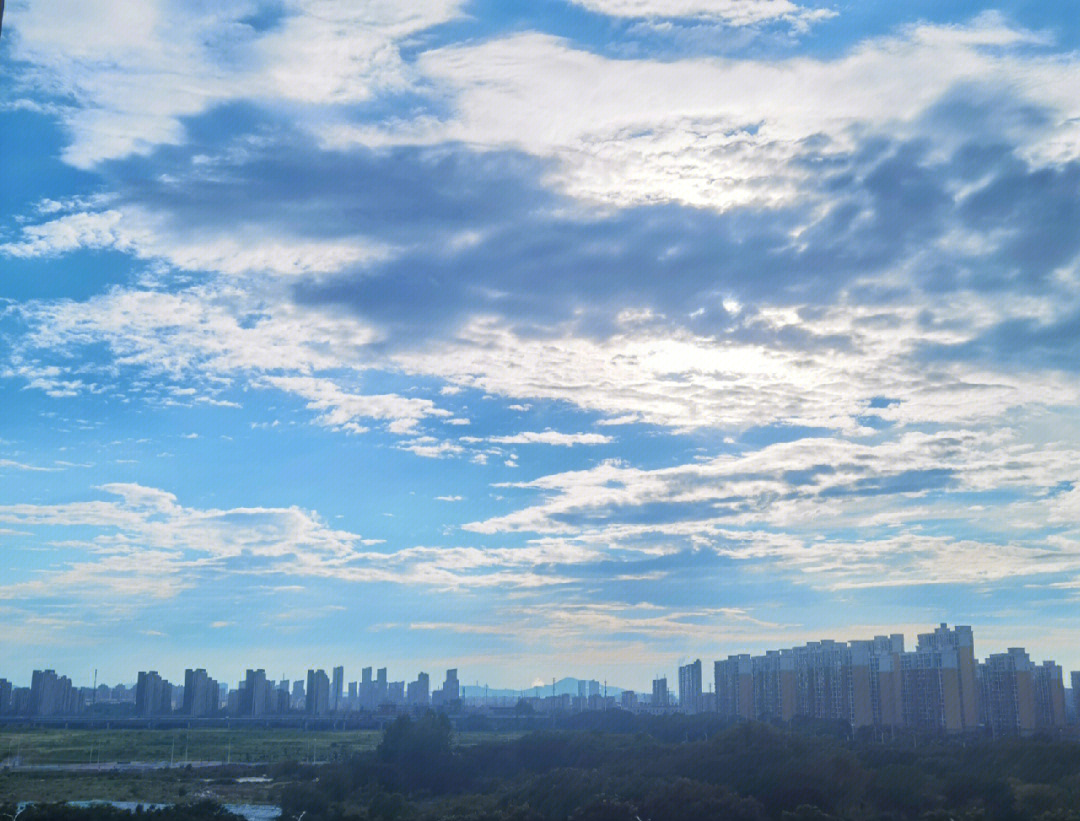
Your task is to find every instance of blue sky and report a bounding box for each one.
[2,0,1080,690]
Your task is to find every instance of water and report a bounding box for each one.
[66,801,280,820]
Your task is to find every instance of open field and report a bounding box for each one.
[0,727,523,767]
[0,728,380,766]
[0,767,278,805]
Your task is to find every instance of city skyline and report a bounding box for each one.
[1,622,1075,701]
[4,623,1078,738]
[3,2,1080,684]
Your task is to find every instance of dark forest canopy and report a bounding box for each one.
[6,714,1080,821]
[280,713,1080,821]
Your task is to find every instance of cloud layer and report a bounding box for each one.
[2,3,1079,682]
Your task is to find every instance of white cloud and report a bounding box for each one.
[0,483,599,610]
[331,17,1080,209]
[393,304,1080,433]
[462,428,1080,588]
[569,0,836,28]
[14,283,382,391]
[5,0,464,167]
[0,205,392,277]
[261,375,452,434]
[488,430,613,446]
[0,459,61,472]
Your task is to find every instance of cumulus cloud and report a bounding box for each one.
[333,17,1080,209]
[4,0,463,167]
[463,429,1080,589]
[0,204,393,277]
[4,2,1080,669]
[261,375,451,434]
[0,483,599,610]
[489,431,613,446]
[568,0,835,28]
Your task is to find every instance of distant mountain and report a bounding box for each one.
[462,677,626,700]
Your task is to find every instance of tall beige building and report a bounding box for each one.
[978,648,1036,735]
[1032,661,1067,729]
[916,624,978,730]
[711,625,1068,736]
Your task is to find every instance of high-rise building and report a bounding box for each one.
[30,669,79,716]
[306,669,330,716]
[240,669,269,716]
[978,648,1036,736]
[292,680,305,709]
[11,687,31,715]
[620,690,637,710]
[1032,661,1067,729]
[750,650,796,722]
[443,669,459,702]
[332,666,344,712]
[376,667,389,706]
[360,666,373,709]
[182,669,218,717]
[916,624,978,730]
[864,635,904,728]
[1071,672,1080,724]
[0,679,11,715]
[714,655,752,719]
[651,676,668,708]
[135,671,171,717]
[407,672,430,706]
[678,660,702,713]
[900,645,963,732]
[388,681,405,704]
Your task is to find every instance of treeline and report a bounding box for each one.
[274,712,1080,821]
[0,801,245,821]
[6,713,1080,821]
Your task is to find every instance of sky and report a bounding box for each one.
[2,0,1080,691]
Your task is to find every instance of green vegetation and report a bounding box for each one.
[5,716,1080,821]
[0,766,276,806]
[0,728,521,767]
[0,728,381,766]
[0,800,246,821]
[273,714,1080,821]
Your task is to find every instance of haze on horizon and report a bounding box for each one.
[1,0,1079,688]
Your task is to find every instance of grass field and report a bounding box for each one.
[0,728,382,766]
[0,727,523,767]
[0,768,278,805]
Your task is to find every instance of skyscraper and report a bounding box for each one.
[407,672,430,706]
[360,666,373,709]
[29,669,79,716]
[916,623,978,730]
[978,648,1036,735]
[1032,661,1067,729]
[292,680,305,709]
[678,660,702,713]
[652,676,668,708]
[135,671,171,717]
[442,669,459,702]
[182,669,218,717]
[376,667,388,706]
[714,655,752,719]
[240,669,269,716]
[1071,671,1080,724]
[330,666,343,712]
[306,669,330,716]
